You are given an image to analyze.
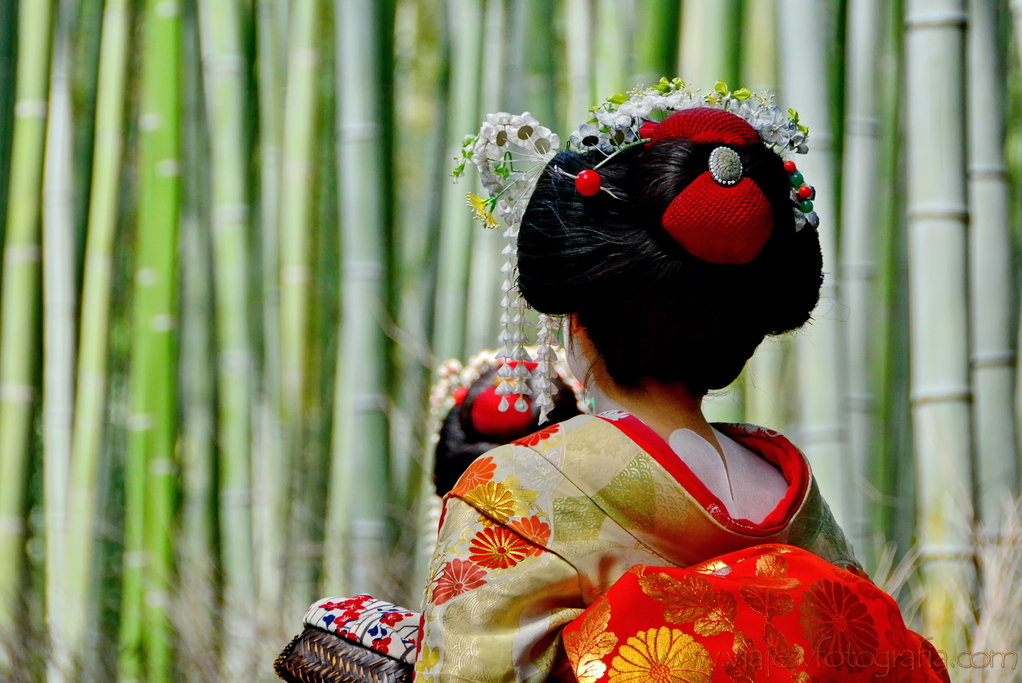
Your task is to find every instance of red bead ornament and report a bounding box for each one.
[453,386,469,406]
[783,160,798,174]
[797,184,813,200]
[575,169,602,196]
[639,120,659,140]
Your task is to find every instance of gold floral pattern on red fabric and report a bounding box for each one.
[563,600,618,683]
[468,526,530,569]
[433,558,488,605]
[739,551,800,620]
[508,515,551,556]
[462,481,516,526]
[609,626,712,683]
[798,578,880,671]
[636,570,736,636]
[450,455,496,497]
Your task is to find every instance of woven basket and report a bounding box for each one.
[274,625,413,683]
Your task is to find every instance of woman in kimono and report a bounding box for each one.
[414,90,946,683]
[284,84,946,683]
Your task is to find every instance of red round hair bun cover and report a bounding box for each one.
[470,386,534,440]
[653,108,775,265]
[662,174,773,265]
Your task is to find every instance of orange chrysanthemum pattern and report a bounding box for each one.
[468,526,530,569]
[798,579,879,670]
[513,425,560,449]
[609,626,712,683]
[450,455,497,497]
[433,558,488,605]
[508,515,551,556]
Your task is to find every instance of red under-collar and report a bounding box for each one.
[596,413,809,537]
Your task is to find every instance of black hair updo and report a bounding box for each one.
[516,138,823,393]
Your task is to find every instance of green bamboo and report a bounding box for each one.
[904,0,975,653]
[739,0,776,92]
[632,0,682,86]
[967,0,1018,542]
[594,0,630,97]
[840,0,884,564]
[679,0,741,88]
[118,1,181,681]
[196,0,257,674]
[780,0,850,529]
[278,0,319,614]
[0,0,55,652]
[464,0,506,361]
[741,0,787,432]
[254,0,286,632]
[325,0,392,597]
[177,2,217,680]
[0,0,17,254]
[63,0,131,674]
[42,0,76,678]
[563,0,593,130]
[432,0,483,362]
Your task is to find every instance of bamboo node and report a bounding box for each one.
[0,383,35,403]
[155,159,181,177]
[4,245,41,264]
[14,100,48,119]
[904,11,967,29]
[0,516,24,535]
[155,1,180,18]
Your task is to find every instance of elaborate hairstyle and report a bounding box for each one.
[517,118,823,393]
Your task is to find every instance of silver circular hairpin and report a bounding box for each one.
[708,146,743,187]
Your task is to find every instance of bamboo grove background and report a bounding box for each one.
[0,0,1021,681]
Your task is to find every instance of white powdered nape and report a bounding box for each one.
[667,428,788,524]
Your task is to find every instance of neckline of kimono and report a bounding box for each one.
[595,413,810,537]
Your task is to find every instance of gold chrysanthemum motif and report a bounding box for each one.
[708,146,742,186]
[609,627,712,683]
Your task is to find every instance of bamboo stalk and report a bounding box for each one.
[0,0,55,651]
[278,0,319,615]
[904,0,975,652]
[741,0,788,431]
[564,0,593,131]
[118,1,182,680]
[839,0,884,565]
[464,0,507,359]
[632,0,681,86]
[176,2,218,680]
[0,0,17,253]
[432,0,483,362]
[63,0,131,674]
[196,0,257,674]
[679,0,741,87]
[254,0,286,634]
[324,0,392,597]
[594,0,630,97]
[739,0,777,92]
[967,0,1017,559]
[779,0,850,530]
[42,0,77,678]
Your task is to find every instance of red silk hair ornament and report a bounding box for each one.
[652,108,775,265]
[470,386,534,440]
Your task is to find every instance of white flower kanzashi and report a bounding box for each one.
[452,110,561,224]
[576,78,811,157]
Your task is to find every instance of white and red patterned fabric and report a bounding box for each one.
[304,595,420,663]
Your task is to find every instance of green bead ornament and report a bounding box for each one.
[799,199,814,213]
[789,172,804,188]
